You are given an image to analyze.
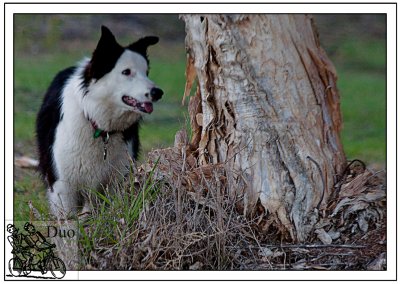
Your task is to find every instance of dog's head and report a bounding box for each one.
[83,26,163,116]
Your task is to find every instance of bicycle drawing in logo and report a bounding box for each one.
[7,222,66,279]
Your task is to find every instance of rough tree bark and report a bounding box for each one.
[181,14,347,242]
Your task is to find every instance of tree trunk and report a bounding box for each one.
[181,14,347,242]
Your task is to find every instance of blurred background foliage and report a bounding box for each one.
[13,14,386,220]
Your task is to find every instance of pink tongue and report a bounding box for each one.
[143,102,153,113]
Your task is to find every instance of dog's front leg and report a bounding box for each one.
[48,180,79,220]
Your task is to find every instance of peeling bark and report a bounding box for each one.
[181,14,346,242]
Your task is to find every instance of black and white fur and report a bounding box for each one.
[36,26,163,218]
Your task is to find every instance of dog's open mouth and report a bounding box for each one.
[122,95,153,114]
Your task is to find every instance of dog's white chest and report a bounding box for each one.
[52,119,130,189]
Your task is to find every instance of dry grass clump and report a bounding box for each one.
[81,149,267,270]
[79,147,386,271]
[116,183,260,270]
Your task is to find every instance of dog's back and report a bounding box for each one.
[37,67,76,188]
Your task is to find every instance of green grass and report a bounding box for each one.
[79,160,161,259]
[334,38,386,165]
[13,170,48,221]
[333,39,386,73]
[338,70,386,164]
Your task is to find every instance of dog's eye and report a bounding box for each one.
[122,69,131,76]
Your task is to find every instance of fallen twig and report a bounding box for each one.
[15,156,39,169]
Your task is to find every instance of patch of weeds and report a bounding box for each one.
[78,159,162,267]
[13,169,48,221]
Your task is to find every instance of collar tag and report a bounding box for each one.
[93,128,103,139]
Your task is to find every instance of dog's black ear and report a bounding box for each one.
[99,26,117,45]
[127,36,159,63]
[87,26,124,80]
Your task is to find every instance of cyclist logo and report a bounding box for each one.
[7,222,66,279]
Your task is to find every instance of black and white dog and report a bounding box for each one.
[36,26,163,219]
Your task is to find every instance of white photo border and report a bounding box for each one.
[3,1,396,281]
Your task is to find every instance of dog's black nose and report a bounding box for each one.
[150,87,163,102]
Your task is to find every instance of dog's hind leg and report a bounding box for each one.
[48,180,79,220]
